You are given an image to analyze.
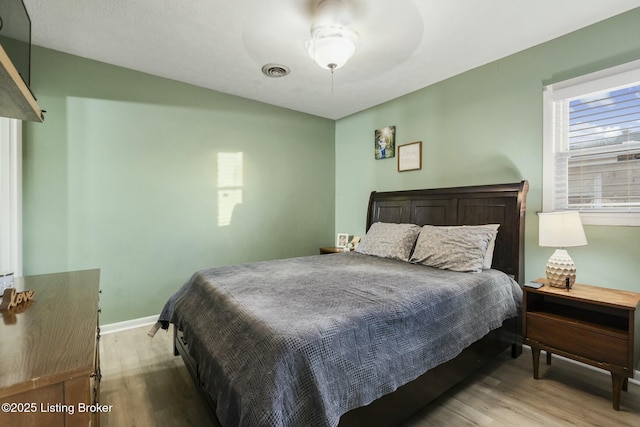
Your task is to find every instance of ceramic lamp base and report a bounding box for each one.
[546,249,577,288]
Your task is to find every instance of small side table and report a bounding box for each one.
[319,246,354,254]
[523,278,640,410]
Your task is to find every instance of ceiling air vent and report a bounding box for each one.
[261,64,290,78]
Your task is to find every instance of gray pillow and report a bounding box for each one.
[355,222,421,262]
[410,225,497,273]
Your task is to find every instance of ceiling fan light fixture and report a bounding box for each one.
[307,0,358,71]
[308,27,357,70]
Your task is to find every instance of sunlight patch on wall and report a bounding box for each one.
[217,152,243,226]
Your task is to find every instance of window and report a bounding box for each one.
[543,60,640,226]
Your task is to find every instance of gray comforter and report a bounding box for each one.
[158,252,522,427]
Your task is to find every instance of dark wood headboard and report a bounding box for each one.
[366,181,529,283]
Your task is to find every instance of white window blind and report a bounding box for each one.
[543,60,640,226]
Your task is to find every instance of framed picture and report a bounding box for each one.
[336,233,349,248]
[398,141,422,172]
[374,126,396,159]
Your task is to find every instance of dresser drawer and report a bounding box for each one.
[527,312,628,367]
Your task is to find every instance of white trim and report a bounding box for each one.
[580,212,640,227]
[100,314,159,335]
[0,118,22,276]
[542,87,556,213]
[11,121,22,276]
[546,58,640,97]
[98,323,640,385]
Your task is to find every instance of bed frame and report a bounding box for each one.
[174,180,529,427]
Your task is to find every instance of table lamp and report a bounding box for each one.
[538,211,588,288]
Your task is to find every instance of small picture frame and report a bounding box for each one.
[336,233,349,248]
[398,141,422,172]
[374,126,396,159]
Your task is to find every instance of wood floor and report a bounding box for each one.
[99,325,640,427]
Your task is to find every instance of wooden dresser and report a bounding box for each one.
[0,269,101,427]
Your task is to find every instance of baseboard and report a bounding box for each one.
[101,314,159,335]
[98,321,640,382]
[523,344,640,386]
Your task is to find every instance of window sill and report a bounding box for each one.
[579,212,640,227]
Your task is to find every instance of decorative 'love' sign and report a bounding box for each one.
[0,288,35,310]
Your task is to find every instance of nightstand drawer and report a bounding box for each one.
[527,312,628,367]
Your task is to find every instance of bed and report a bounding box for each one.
[155,180,529,427]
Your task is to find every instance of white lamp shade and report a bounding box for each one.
[538,211,588,247]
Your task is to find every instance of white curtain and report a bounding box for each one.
[0,117,22,276]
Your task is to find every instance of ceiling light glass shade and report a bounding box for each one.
[307,27,357,70]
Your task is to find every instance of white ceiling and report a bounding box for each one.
[22,0,640,120]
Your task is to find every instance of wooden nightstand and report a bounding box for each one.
[523,279,640,410]
[319,246,354,254]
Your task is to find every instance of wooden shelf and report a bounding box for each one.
[319,246,354,254]
[527,310,628,337]
[0,42,43,122]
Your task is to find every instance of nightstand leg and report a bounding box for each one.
[531,347,541,379]
[611,373,624,410]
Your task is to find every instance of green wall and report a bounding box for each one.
[335,9,640,291]
[19,8,640,325]
[23,47,335,324]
